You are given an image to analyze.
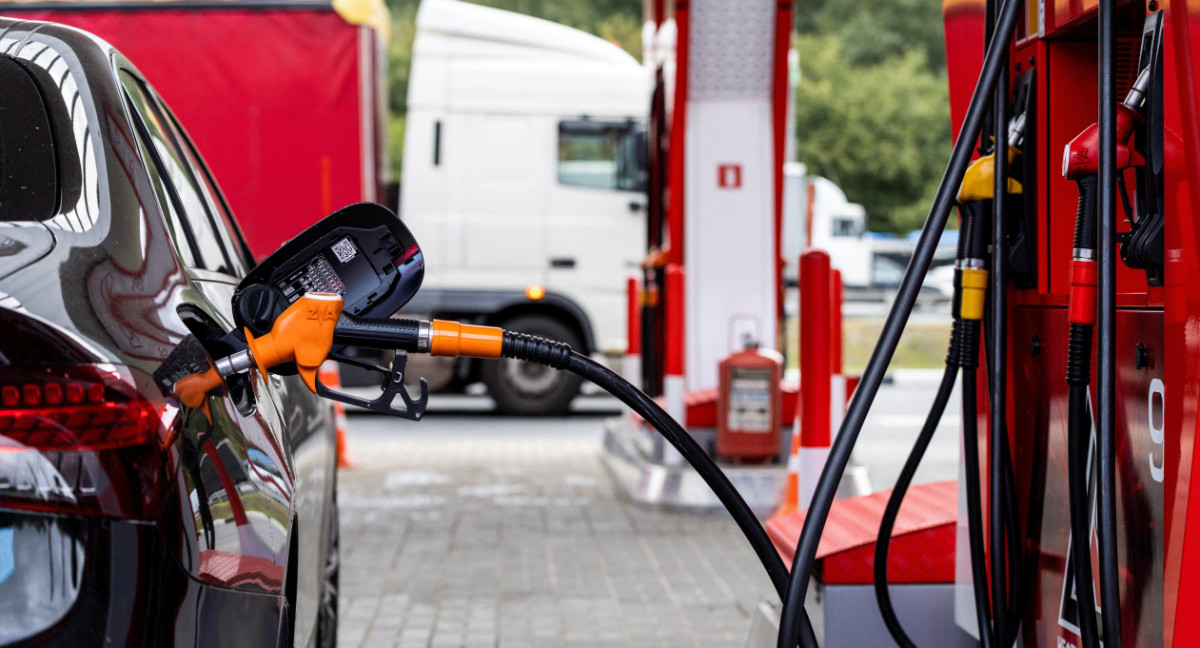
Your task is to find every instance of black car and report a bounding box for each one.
[0,18,339,647]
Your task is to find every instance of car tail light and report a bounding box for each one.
[0,365,174,519]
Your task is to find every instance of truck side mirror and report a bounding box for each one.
[232,202,424,337]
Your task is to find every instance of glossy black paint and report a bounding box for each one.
[0,17,337,647]
[0,512,283,647]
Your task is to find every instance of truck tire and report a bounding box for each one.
[482,315,583,415]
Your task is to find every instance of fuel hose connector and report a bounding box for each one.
[1065,174,1099,388]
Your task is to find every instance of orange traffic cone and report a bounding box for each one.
[776,424,801,517]
[319,361,355,469]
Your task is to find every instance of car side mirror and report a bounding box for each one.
[232,202,424,337]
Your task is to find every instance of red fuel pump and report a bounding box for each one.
[716,339,782,463]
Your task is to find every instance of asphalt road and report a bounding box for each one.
[336,378,963,648]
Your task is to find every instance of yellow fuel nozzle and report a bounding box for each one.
[957,147,1024,204]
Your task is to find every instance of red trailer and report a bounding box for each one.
[0,0,390,260]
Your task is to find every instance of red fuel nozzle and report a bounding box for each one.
[1062,67,1152,180]
[1061,105,1144,179]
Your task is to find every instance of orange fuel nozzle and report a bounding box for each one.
[173,364,221,423]
[245,293,344,393]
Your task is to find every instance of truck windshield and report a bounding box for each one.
[557,120,646,192]
[831,217,864,238]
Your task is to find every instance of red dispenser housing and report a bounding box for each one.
[716,343,782,463]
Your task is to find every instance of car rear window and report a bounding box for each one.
[0,54,59,222]
[0,40,97,233]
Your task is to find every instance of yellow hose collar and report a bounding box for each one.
[959,268,989,321]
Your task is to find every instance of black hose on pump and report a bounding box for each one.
[989,8,1011,641]
[1066,346,1100,647]
[1095,0,1124,643]
[871,334,959,648]
[873,174,994,647]
[959,321,995,648]
[1065,173,1100,647]
[496,332,819,647]
[774,1,1022,645]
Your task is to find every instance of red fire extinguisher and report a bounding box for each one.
[716,338,782,463]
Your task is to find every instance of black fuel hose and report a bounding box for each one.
[999,424,1024,645]
[497,331,817,647]
[1066,325,1101,648]
[1066,170,1100,648]
[872,334,959,648]
[990,23,1011,643]
[959,320,996,648]
[775,2,1022,645]
[1096,1,1124,643]
[982,292,1027,647]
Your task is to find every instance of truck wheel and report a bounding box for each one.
[482,315,583,415]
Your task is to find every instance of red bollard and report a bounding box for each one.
[624,276,641,387]
[663,264,685,465]
[830,269,847,433]
[831,270,844,375]
[779,250,834,514]
[798,250,832,508]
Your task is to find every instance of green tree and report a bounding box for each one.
[793,34,951,233]
[795,0,947,73]
[385,4,417,178]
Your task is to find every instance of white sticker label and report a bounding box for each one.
[331,237,358,264]
[727,368,772,432]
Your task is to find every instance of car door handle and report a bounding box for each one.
[628,200,645,213]
[550,258,576,269]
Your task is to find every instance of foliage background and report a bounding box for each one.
[383,0,951,233]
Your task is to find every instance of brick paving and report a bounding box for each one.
[336,410,779,648]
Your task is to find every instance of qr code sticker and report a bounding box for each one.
[331,237,357,263]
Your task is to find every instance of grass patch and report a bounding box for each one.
[784,316,953,372]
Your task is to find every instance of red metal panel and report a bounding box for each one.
[665,1,689,381]
[771,0,791,324]
[1162,3,1200,644]
[9,8,368,260]
[1009,307,1164,647]
[942,0,987,143]
[765,480,958,585]
[666,0,689,268]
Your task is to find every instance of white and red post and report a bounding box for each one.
[624,276,642,388]
[663,264,685,466]
[798,250,833,509]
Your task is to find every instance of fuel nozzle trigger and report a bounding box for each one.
[316,351,429,421]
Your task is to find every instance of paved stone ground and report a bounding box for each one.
[336,407,778,648]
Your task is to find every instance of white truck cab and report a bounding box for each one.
[781,162,871,288]
[399,0,651,413]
